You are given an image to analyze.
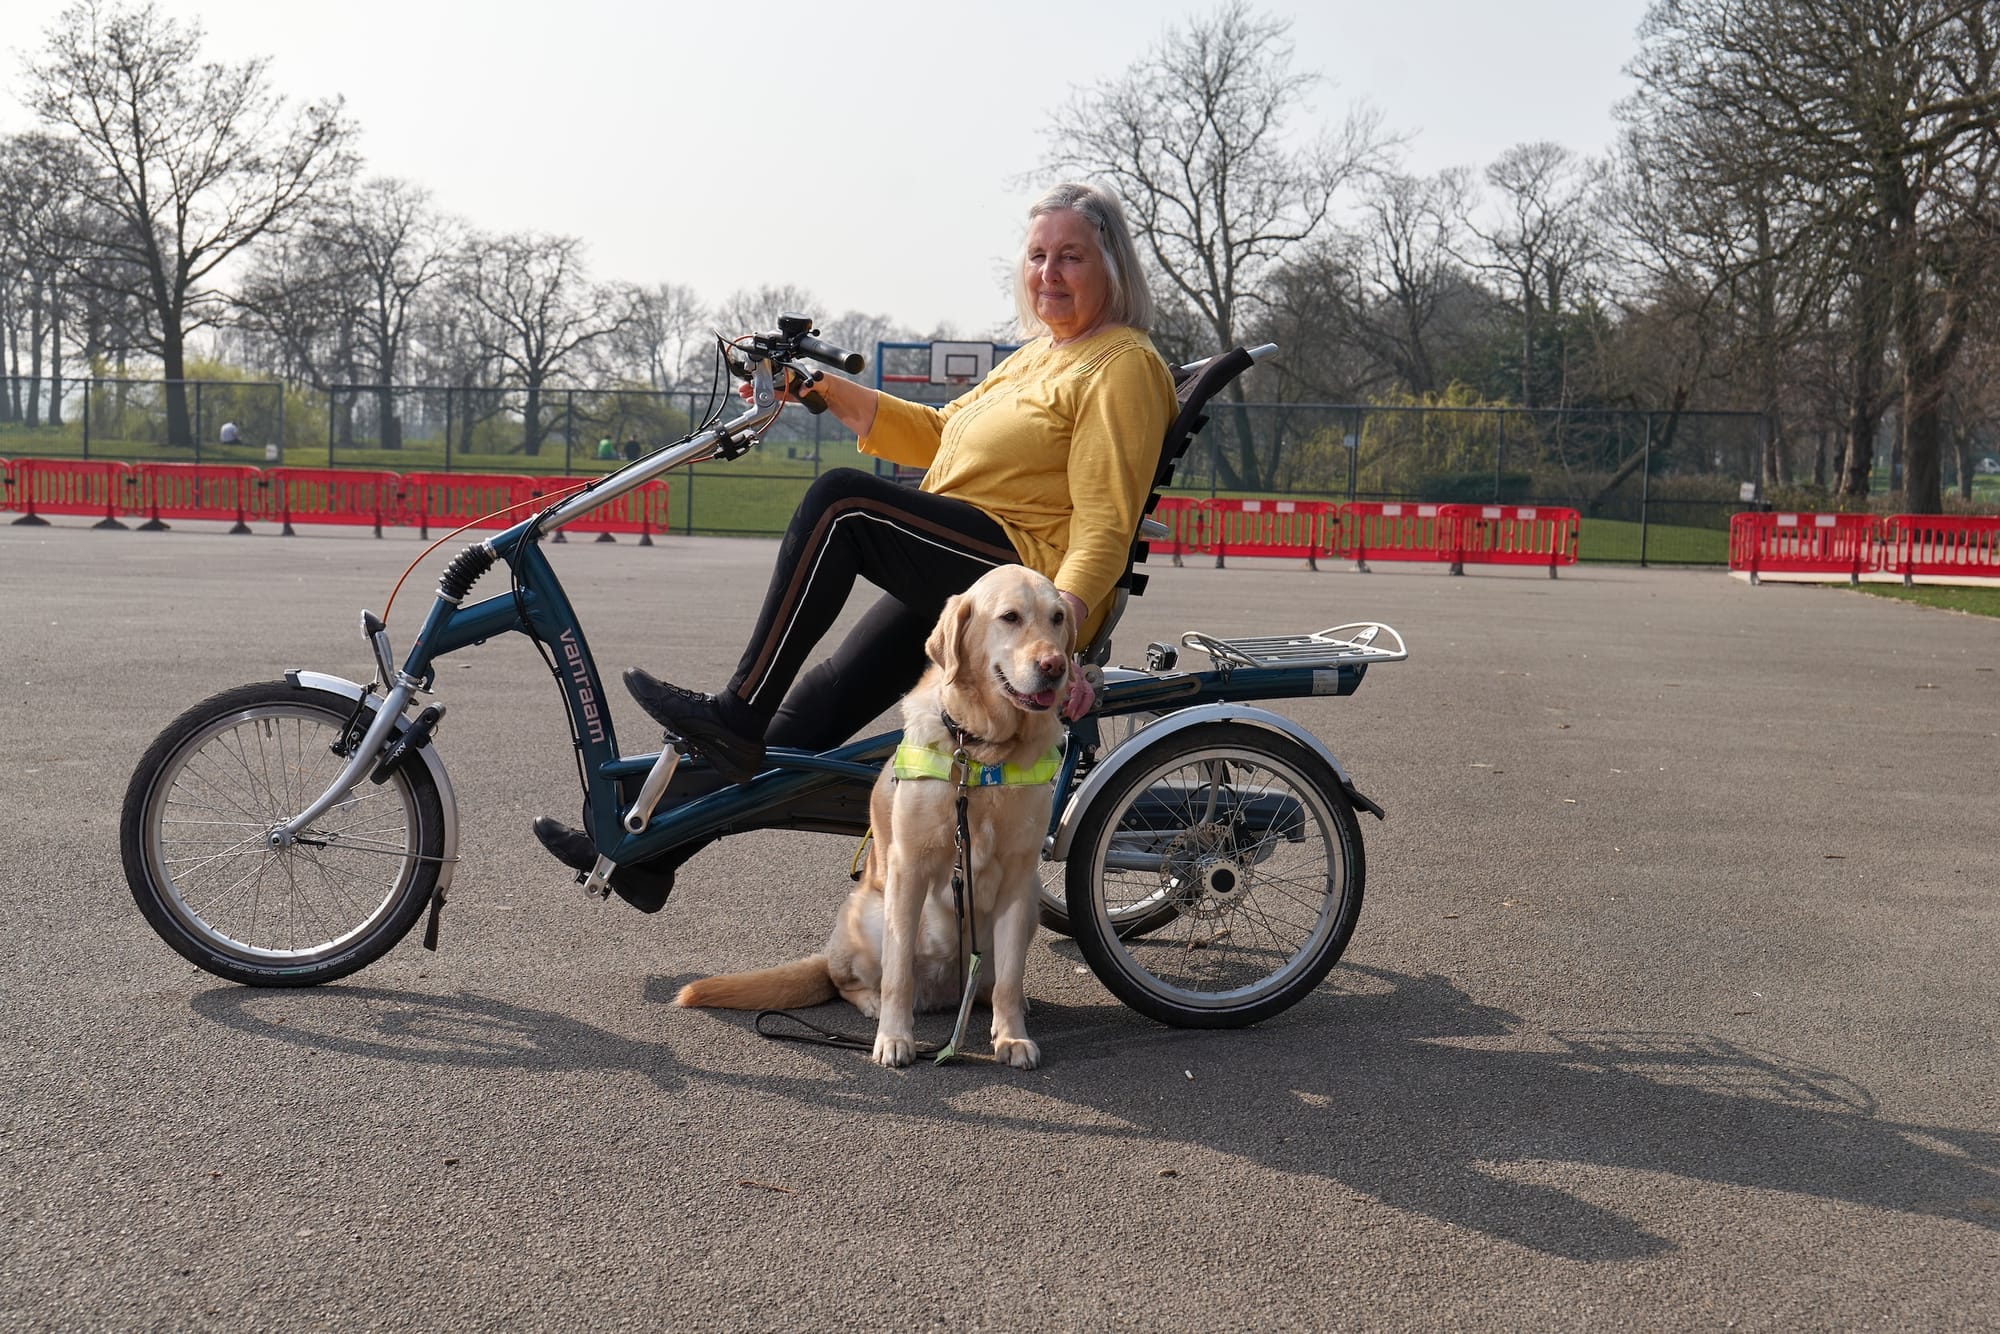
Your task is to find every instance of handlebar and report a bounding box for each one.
[792,329,865,375]
[536,313,864,532]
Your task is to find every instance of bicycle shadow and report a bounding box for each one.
[190,984,690,1092]
[191,968,2000,1261]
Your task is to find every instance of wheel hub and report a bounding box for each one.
[1160,822,1250,921]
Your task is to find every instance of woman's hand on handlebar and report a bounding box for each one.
[741,368,880,437]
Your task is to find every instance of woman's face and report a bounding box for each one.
[1024,209,1111,343]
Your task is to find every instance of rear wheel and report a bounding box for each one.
[120,681,445,986]
[1064,722,1364,1028]
[1038,709,1175,938]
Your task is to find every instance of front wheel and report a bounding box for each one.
[1064,721,1365,1028]
[120,680,446,986]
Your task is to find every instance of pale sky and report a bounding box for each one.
[3,0,1651,339]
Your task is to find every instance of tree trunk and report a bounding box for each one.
[2,304,18,425]
[1838,221,1893,500]
[26,297,46,429]
[1893,277,1967,517]
[1837,330,1887,499]
[522,382,543,456]
[1900,390,1943,513]
[48,298,63,429]
[1753,208,1786,489]
[162,327,193,449]
[377,385,402,450]
[1519,282,1537,409]
[1590,383,1688,507]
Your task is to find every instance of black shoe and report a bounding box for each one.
[532,816,703,914]
[623,669,767,784]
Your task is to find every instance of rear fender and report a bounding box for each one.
[1047,702,1380,863]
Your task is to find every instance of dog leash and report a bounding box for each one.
[934,742,983,1065]
[753,1009,944,1055]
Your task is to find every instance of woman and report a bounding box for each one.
[536,181,1177,902]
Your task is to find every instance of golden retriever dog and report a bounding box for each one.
[675,564,1075,1069]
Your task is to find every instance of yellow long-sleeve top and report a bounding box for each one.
[858,325,1176,645]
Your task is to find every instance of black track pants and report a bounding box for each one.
[723,468,1022,750]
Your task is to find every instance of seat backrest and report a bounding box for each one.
[1082,345,1262,665]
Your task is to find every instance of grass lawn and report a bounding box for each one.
[1847,583,2000,618]
[1579,516,1729,565]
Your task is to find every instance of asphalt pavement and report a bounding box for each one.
[1,518,1995,1331]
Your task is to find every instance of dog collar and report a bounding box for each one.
[892,741,1062,787]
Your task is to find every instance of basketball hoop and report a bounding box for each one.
[929,341,995,387]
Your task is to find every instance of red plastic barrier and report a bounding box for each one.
[1149,496,1207,567]
[565,478,671,544]
[1882,514,2000,584]
[397,472,570,538]
[130,462,262,534]
[262,467,401,537]
[1200,498,1337,569]
[1442,504,1581,578]
[1335,501,1455,571]
[6,458,133,529]
[1729,511,1881,584]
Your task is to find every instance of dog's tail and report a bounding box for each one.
[675,955,836,1011]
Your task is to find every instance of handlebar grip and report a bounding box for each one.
[794,332,865,375]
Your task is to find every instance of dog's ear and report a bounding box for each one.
[1059,589,1080,657]
[926,592,972,679]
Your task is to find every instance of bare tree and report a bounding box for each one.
[23,0,353,446]
[1347,170,1478,396]
[235,219,365,392]
[1039,0,1389,487]
[0,135,85,425]
[609,280,706,392]
[336,179,455,449]
[1462,142,1608,410]
[1626,0,2000,510]
[461,231,623,456]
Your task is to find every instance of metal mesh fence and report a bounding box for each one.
[1,369,1775,561]
[0,376,285,463]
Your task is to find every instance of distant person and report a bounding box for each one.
[219,422,240,445]
[597,437,617,460]
[623,438,641,461]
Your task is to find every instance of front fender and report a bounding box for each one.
[1047,702,1381,863]
[286,670,461,900]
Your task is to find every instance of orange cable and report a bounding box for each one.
[382,478,594,624]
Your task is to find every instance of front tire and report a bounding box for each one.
[120,681,446,986]
[1065,722,1365,1028]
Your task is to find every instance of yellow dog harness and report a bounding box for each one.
[891,742,1063,786]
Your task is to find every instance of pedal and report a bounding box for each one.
[581,855,618,900]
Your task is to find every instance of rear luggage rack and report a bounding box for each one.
[1180,622,1409,671]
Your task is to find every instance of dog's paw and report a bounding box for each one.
[872,1033,917,1068]
[992,1036,1041,1070]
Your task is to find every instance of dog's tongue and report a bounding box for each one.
[1024,687,1058,709]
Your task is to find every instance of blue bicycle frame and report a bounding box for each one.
[392,518,1383,891]
[319,353,1400,904]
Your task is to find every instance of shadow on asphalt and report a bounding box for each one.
[192,968,2000,1261]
